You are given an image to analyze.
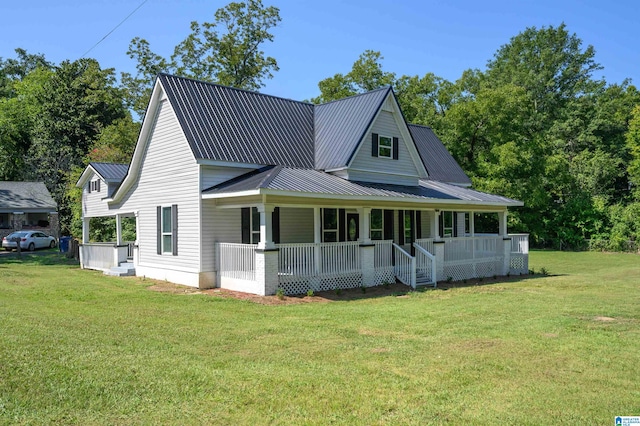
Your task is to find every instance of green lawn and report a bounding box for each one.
[0,251,638,425]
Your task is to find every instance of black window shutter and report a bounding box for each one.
[409,211,415,255]
[392,137,399,160]
[156,206,162,255]
[97,180,101,192]
[383,210,394,240]
[241,207,250,244]
[372,133,379,157]
[88,181,92,193]
[398,210,405,246]
[171,204,178,255]
[439,213,444,238]
[416,211,422,239]
[272,207,280,244]
[338,209,346,242]
[453,212,458,238]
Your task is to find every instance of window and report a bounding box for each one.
[322,208,338,242]
[441,211,455,238]
[404,210,413,242]
[0,213,10,229]
[370,209,383,240]
[157,205,177,255]
[251,207,260,244]
[89,180,101,193]
[378,135,392,158]
[162,206,172,253]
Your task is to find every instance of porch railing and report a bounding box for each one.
[217,242,257,281]
[393,243,415,288]
[80,243,117,271]
[443,236,503,262]
[414,243,436,286]
[415,238,435,255]
[509,234,529,254]
[277,241,360,276]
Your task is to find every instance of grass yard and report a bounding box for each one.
[0,251,639,424]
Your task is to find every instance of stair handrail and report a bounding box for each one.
[392,243,416,288]
[414,243,436,287]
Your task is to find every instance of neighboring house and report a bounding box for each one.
[77,73,529,295]
[0,181,58,240]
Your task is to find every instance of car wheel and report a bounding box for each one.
[50,240,56,249]
[28,243,35,251]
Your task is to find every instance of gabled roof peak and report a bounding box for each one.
[317,85,392,107]
[157,73,314,107]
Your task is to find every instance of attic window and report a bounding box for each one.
[371,133,399,159]
[89,180,101,193]
[379,136,392,158]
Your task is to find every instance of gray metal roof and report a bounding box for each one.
[203,166,522,205]
[158,74,315,167]
[409,124,471,185]
[0,181,57,211]
[315,87,390,170]
[90,162,129,183]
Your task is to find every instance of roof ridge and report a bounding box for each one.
[407,123,432,129]
[89,161,129,166]
[316,86,392,107]
[158,73,315,107]
[256,165,283,188]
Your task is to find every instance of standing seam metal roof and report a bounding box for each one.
[408,124,471,185]
[202,166,521,205]
[159,74,315,167]
[314,87,390,170]
[89,162,129,182]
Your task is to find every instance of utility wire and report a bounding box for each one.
[80,0,149,58]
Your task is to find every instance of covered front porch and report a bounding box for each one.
[209,199,528,296]
[78,212,137,275]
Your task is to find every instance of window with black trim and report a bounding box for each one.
[441,211,456,238]
[370,209,383,240]
[378,135,392,158]
[89,180,101,193]
[322,208,338,242]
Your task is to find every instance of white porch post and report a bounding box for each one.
[313,207,321,274]
[470,212,475,237]
[499,210,508,237]
[359,207,371,244]
[257,204,275,250]
[82,217,90,244]
[115,214,123,245]
[432,210,441,240]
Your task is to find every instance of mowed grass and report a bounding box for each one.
[0,251,638,425]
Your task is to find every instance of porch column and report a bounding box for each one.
[313,207,321,274]
[115,214,123,245]
[257,204,275,250]
[499,210,508,237]
[432,210,441,240]
[82,217,90,244]
[470,212,475,237]
[358,207,371,244]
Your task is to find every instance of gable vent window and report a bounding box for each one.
[371,133,399,160]
[88,180,101,193]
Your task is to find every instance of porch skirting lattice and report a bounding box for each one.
[278,272,363,295]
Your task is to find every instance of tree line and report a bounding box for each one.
[1,0,638,250]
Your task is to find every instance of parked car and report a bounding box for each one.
[2,231,57,251]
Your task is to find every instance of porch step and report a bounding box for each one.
[415,273,436,288]
[104,262,136,277]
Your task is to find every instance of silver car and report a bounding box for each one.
[2,231,57,251]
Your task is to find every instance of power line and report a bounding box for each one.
[80,0,149,59]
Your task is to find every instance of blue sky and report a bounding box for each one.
[1,0,638,101]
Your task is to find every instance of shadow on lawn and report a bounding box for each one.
[0,251,79,266]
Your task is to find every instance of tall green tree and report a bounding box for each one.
[311,50,395,103]
[122,0,281,117]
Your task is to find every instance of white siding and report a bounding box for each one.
[457,212,467,237]
[82,174,111,217]
[349,110,420,186]
[200,165,251,191]
[202,205,241,273]
[279,207,314,243]
[420,210,433,238]
[111,99,201,274]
